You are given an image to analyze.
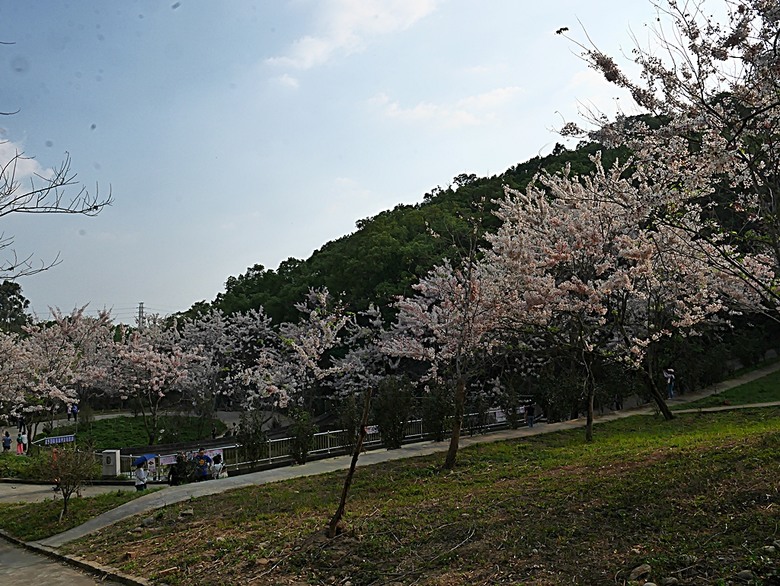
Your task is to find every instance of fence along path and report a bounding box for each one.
[117,406,513,479]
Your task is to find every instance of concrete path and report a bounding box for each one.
[0,538,122,584]
[34,360,780,549]
[0,483,136,504]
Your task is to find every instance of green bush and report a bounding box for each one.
[420,383,452,441]
[373,377,413,449]
[288,409,317,464]
[236,410,269,464]
[0,452,45,479]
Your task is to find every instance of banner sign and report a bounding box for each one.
[43,434,75,445]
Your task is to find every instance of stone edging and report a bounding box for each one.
[0,528,149,586]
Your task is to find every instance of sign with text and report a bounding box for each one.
[43,434,75,445]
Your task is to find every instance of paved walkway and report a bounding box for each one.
[0,483,137,504]
[0,538,122,585]
[33,360,780,549]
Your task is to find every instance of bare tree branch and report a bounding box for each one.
[0,143,112,279]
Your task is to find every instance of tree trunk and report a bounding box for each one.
[327,388,373,538]
[443,376,466,470]
[583,350,595,442]
[585,383,594,442]
[642,366,674,420]
[59,492,71,522]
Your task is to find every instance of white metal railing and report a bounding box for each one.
[121,407,515,479]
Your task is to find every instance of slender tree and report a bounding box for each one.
[326,306,390,537]
[37,444,99,521]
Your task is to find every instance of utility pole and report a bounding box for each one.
[137,301,145,330]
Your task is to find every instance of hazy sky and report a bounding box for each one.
[1,0,658,323]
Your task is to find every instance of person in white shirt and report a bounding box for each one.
[135,465,148,491]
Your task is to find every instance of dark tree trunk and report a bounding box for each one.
[443,376,466,470]
[585,383,595,442]
[583,350,595,442]
[642,365,674,420]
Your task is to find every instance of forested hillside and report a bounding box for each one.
[183,141,615,324]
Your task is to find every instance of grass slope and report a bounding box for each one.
[53,409,780,585]
[675,367,780,410]
[0,490,154,542]
[46,415,226,450]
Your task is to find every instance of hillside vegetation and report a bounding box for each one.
[183,142,616,324]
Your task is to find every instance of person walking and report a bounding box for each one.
[2,431,11,452]
[194,447,212,481]
[134,464,148,491]
[663,367,676,399]
[20,430,28,454]
[526,403,536,428]
[15,431,23,455]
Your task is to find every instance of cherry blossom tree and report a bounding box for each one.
[561,0,780,311]
[383,259,501,468]
[230,289,353,464]
[277,288,353,411]
[112,317,202,445]
[12,307,113,443]
[224,308,287,414]
[485,153,762,439]
[178,309,231,423]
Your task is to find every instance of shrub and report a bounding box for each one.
[0,452,41,479]
[420,383,452,442]
[288,409,317,464]
[236,410,270,464]
[373,377,413,449]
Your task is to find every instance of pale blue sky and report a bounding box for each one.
[0,0,657,322]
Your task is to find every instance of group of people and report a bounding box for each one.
[66,403,79,422]
[2,429,28,455]
[167,448,227,485]
[135,448,227,490]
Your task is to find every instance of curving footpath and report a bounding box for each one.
[2,361,779,585]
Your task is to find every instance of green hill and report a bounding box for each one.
[182,141,616,324]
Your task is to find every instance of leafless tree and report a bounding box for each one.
[35,444,100,521]
[0,126,112,279]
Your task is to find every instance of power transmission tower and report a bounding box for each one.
[137,301,145,330]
